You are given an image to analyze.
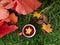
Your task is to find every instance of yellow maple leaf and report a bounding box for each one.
[33,12,41,19]
[25,27,32,34]
[42,23,52,33]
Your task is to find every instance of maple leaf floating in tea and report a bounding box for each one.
[33,12,41,19]
[42,23,52,33]
[25,27,32,34]
[4,0,42,15]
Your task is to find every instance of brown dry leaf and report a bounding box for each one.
[37,20,43,24]
[40,12,48,24]
[42,23,52,33]
[36,12,49,25]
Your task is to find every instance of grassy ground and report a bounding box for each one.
[0,0,60,45]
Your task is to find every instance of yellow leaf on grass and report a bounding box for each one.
[42,23,52,33]
[33,12,41,19]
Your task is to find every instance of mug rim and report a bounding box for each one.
[22,24,36,38]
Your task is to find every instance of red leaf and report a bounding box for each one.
[4,0,16,9]
[5,0,42,15]
[0,22,18,38]
[0,21,4,26]
[15,0,42,15]
[0,8,9,20]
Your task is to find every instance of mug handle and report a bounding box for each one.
[18,32,23,36]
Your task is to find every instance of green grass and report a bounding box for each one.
[0,0,60,45]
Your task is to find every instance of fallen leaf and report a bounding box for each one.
[33,12,41,19]
[40,12,48,24]
[37,20,43,24]
[0,21,4,26]
[5,0,42,15]
[37,12,49,25]
[0,7,9,20]
[9,13,18,24]
[0,22,18,38]
[42,23,52,33]
[0,0,13,7]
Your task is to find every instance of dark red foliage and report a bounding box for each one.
[0,22,18,38]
